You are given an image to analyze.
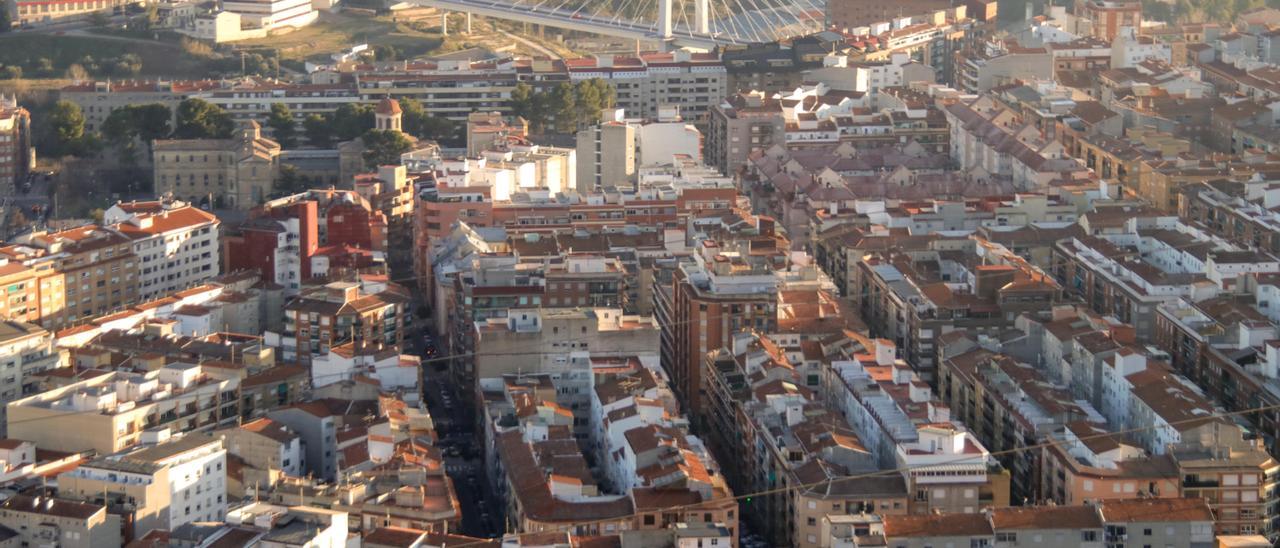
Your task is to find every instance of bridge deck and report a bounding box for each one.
[412,0,741,49]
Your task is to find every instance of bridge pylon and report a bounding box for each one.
[658,0,673,38]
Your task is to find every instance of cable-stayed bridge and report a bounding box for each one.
[414,0,824,49]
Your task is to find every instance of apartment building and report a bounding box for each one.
[219,417,304,487]
[703,332,902,548]
[6,363,240,454]
[353,166,417,275]
[9,224,139,328]
[851,243,1061,380]
[0,321,59,435]
[825,0,951,30]
[226,211,318,293]
[939,344,1104,505]
[223,503,347,547]
[153,120,282,209]
[707,92,786,174]
[1077,0,1142,41]
[660,212,807,419]
[0,257,55,325]
[12,0,138,26]
[574,107,703,193]
[59,434,227,538]
[483,362,736,539]
[944,94,1090,190]
[587,370,733,533]
[220,0,317,30]
[59,80,222,133]
[953,40,1054,93]
[848,499,1215,548]
[105,200,221,302]
[1039,419,1183,507]
[473,307,657,389]
[265,445,461,533]
[466,111,529,156]
[566,50,727,126]
[354,60,520,123]
[1052,217,1278,341]
[193,79,361,135]
[281,279,409,365]
[0,495,120,548]
[824,338,1011,515]
[1179,180,1280,254]
[576,120,637,192]
[57,456,172,544]
[0,98,30,197]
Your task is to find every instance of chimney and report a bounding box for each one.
[1264,342,1280,379]
[892,363,912,385]
[928,402,951,423]
[785,404,804,427]
[874,340,896,366]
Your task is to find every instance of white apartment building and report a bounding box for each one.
[192,80,362,130]
[567,50,728,124]
[220,0,317,30]
[126,434,228,529]
[0,321,59,435]
[6,363,241,454]
[226,502,349,548]
[105,200,221,302]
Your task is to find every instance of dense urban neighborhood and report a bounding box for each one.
[3,0,1280,546]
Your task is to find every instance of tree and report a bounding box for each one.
[599,79,616,110]
[272,164,308,197]
[371,44,398,61]
[530,91,552,133]
[174,98,233,139]
[109,53,142,77]
[132,104,172,142]
[240,53,279,77]
[399,97,429,138]
[1201,0,1232,21]
[303,114,334,147]
[0,0,12,33]
[266,103,297,148]
[360,129,413,169]
[100,103,171,164]
[550,82,577,134]
[0,65,21,80]
[331,103,375,141]
[510,82,535,122]
[48,101,87,157]
[418,116,456,142]
[101,108,137,146]
[574,79,605,126]
[102,109,141,165]
[66,64,89,81]
[35,57,54,76]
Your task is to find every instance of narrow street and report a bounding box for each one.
[410,303,502,538]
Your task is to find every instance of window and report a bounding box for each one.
[996,533,1016,543]
[1143,529,1152,536]
[1082,531,1097,542]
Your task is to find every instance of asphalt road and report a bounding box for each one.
[411,311,502,538]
